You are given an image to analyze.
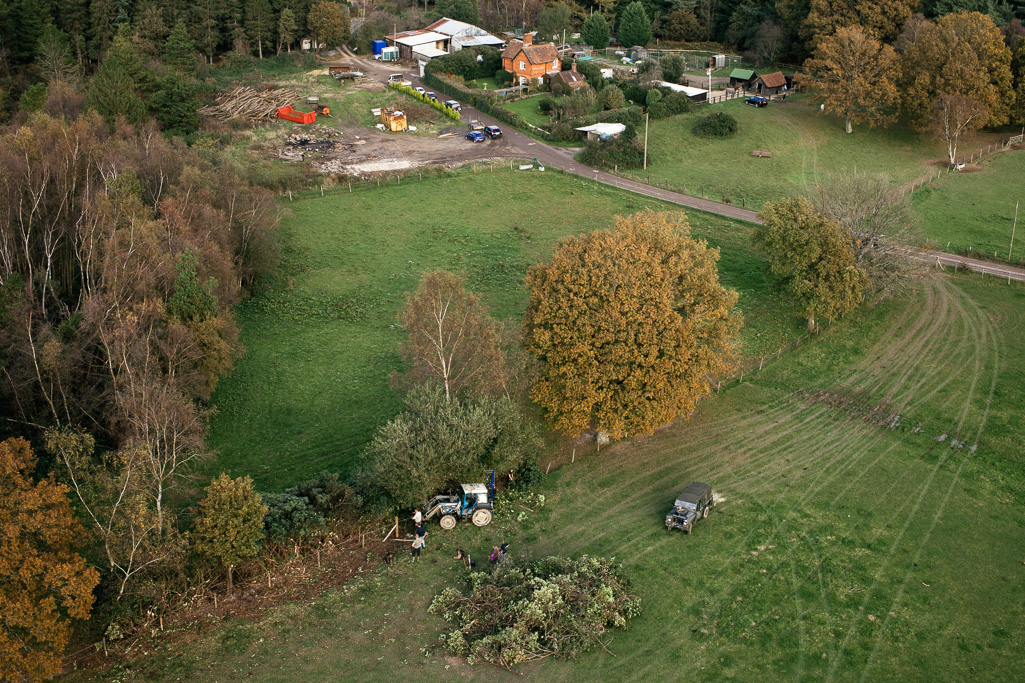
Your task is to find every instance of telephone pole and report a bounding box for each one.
[643,112,649,170]
[1010,200,1019,261]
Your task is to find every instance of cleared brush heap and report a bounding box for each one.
[430,555,640,668]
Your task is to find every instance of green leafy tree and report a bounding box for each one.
[167,249,217,322]
[277,7,298,53]
[753,197,868,332]
[538,3,573,42]
[617,2,652,48]
[245,0,275,58]
[307,0,350,49]
[362,384,542,508]
[149,74,201,136]
[163,19,196,73]
[437,0,480,24]
[660,53,685,84]
[582,12,612,49]
[524,209,742,438]
[599,83,626,109]
[192,474,268,596]
[663,9,703,41]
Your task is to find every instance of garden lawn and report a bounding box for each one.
[912,148,1025,259]
[631,98,986,210]
[89,273,1025,682]
[501,96,554,127]
[205,170,801,491]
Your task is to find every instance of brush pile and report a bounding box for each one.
[199,86,300,122]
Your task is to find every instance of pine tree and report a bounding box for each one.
[150,74,201,136]
[12,0,52,63]
[581,12,611,50]
[90,0,117,59]
[245,0,275,58]
[85,31,149,127]
[190,0,224,64]
[617,2,652,48]
[164,19,196,72]
[277,7,297,53]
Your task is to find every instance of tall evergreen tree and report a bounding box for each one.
[617,2,653,48]
[90,0,117,59]
[191,0,224,64]
[277,7,298,53]
[11,0,52,63]
[581,12,612,49]
[164,19,196,72]
[86,29,149,126]
[245,0,275,58]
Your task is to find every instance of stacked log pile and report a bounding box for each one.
[198,86,299,122]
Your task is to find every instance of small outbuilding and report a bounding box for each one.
[657,81,709,103]
[752,71,787,96]
[728,68,756,91]
[549,63,589,92]
[574,122,626,141]
[629,46,648,62]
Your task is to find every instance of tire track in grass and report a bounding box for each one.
[789,536,808,680]
[859,285,1002,680]
[826,287,991,681]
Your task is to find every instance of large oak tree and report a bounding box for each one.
[805,26,899,134]
[524,209,742,439]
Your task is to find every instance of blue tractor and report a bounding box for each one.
[424,471,496,529]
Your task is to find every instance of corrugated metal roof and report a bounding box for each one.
[455,35,504,47]
[729,68,754,80]
[424,18,479,36]
[412,45,447,58]
[388,31,448,47]
[657,81,708,97]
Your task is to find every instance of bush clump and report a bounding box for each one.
[430,555,641,667]
[693,111,738,138]
[578,125,645,170]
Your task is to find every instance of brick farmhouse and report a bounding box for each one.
[502,33,560,86]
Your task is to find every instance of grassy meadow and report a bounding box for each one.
[206,170,801,491]
[95,271,1025,682]
[913,149,1025,260]
[632,98,987,210]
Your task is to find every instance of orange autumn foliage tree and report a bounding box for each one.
[0,438,100,681]
[524,209,742,439]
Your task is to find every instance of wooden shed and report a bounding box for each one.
[753,71,788,96]
[380,107,407,132]
[728,68,756,91]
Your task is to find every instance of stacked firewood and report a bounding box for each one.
[198,86,299,122]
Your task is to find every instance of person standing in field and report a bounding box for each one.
[411,535,424,562]
[415,523,427,548]
[412,507,422,526]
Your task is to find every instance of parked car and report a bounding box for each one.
[665,482,715,534]
[465,130,485,142]
[483,125,502,139]
[388,74,403,84]
[444,100,461,111]
[413,86,426,95]
[746,96,769,107]
[425,92,438,102]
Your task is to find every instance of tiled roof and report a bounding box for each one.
[502,39,559,65]
[759,71,787,88]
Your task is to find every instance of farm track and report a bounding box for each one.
[535,278,1008,681]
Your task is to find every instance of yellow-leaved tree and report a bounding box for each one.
[523,209,742,439]
[804,26,899,134]
[0,438,100,682]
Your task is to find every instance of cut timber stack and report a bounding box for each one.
[198,86,300,122]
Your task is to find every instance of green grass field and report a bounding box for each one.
[913,149,1025,260]
[632,99,965,210]
[94,272,1025,682]
[205,171,801,491]
[502,96,554,127]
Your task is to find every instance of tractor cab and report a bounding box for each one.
[425,471,496,530]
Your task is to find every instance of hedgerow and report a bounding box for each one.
[389,82,461,121]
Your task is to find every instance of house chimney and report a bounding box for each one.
[522,32,532,45]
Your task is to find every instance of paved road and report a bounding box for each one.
[339,50,1025,284]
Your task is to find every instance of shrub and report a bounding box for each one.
[361,384,543,508]
[430,555,641,666]
[599,84,625,110]
[537,95,556,113]
[645,88,662,107]
[693,111,738,138]
[578,126,644,169]
[262,492,327,545]
[648,92,691,119]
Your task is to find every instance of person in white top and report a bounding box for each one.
[410,535,424,562]
[412,508,422,526]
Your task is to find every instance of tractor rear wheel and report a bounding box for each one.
[440,514,457,530]
[471,508,492,527]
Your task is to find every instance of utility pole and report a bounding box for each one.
[643,111,649,170]
[1010,200,1019,261]
[707,56,712,94]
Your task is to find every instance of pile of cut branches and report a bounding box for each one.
[199,86,300,122]
[429,555,640,669]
